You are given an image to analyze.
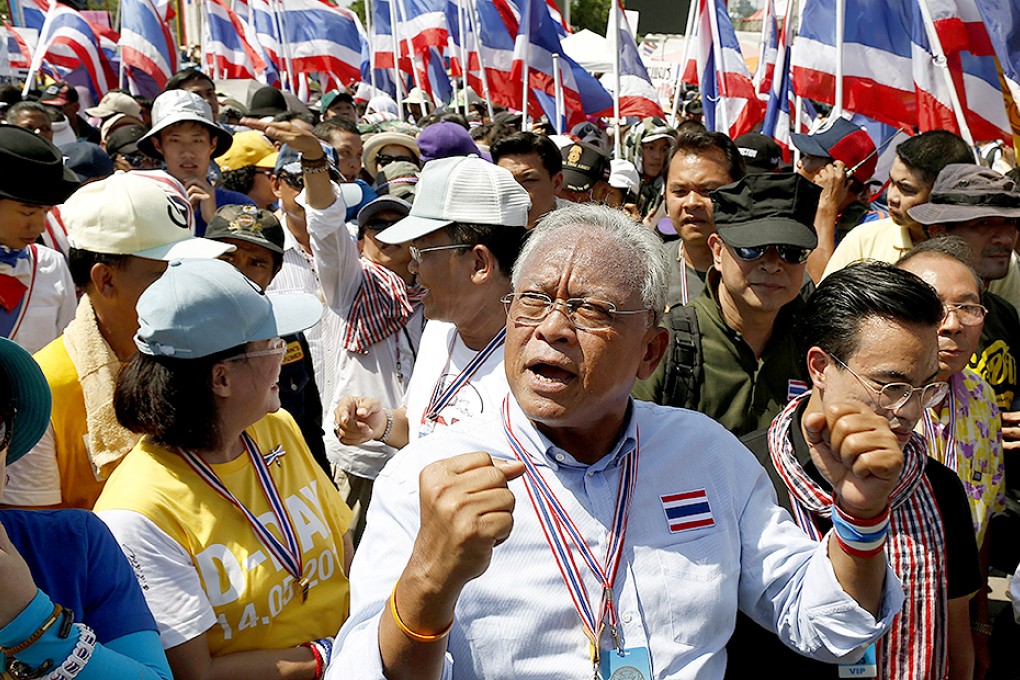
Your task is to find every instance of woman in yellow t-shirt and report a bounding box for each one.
[95,259,353,680]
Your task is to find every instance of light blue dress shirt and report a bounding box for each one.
[329,398,903,679]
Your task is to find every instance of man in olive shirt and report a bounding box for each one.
[633,173,820,437]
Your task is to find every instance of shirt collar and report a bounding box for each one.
[505,395,639,473]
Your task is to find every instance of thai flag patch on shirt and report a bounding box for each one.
[661,489,715,533]
[787,379,809,401]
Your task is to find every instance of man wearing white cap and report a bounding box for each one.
[2,172,234,511]
[138,90,254,235]
[334,156,530,452]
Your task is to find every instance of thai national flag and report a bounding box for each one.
[661,489,715,534]
[601,0,664,119]
[365,0,411,98]
[29,2,118,101]
[682,0,764,139]
[753,0,778,98]
[395,0,452,104]
[446,0,483,96]
[14,0,48,31]
[510,0,612,127]
[3,23,32,69]
[471,0,520,110]
[119,0,176,93]
[792,0,1010,143]
[971,0,1020,141]
[206,0,269,81]
[274,0,365,89]
[761,0,794,159]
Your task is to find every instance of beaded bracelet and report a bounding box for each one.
[0,604,62,656]
[44,623,95,680]
[389,582,454,643]
[376,408,394,445]
[830,500,891,559]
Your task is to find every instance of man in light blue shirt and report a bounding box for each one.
[329,203,906,679]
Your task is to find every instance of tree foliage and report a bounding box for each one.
[570,0,610,34]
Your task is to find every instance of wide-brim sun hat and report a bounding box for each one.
[363,132,421,178]
[138,89,234,160]
[0,337,52,465]
[907,164,1020,225]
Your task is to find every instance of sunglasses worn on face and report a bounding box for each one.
[376,154,417,168]
[731,244,811,265]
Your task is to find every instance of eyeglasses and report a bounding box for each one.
[942,302,987,327]
[828,353,949,411]
[120,153,150,169]
[731,244,812,265]
[253,168,275,179]
[225,337,288,362]
[409,243,471,263]
[501,292,650,331]
[376,153,417,168]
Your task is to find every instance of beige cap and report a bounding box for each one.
[62,171,235,261]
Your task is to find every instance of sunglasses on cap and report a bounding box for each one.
[731,244,811,265]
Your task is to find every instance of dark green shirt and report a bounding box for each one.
[634,271,808,437]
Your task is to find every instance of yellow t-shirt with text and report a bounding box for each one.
[95,411,351,656]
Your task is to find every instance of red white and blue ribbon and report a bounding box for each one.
[501,397,638,662]
[180,434,306,595]
[423,327,506,424]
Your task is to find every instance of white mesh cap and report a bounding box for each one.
[378,155,531,244]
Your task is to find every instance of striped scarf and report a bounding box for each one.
[768,394,948,680]
[343,259,425,353]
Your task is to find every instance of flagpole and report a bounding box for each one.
[271,0,294,92]
[552,52,563,133]
[394,0,429,111]
[23,0,57,97]
[794,93,803,166]
[366,0,377,91]
[833,0,844,115]
[467,0,494,119]
[671,0,698,127]
[386,0,403,111]
[520,0,531,125]
[611,0,622,159]
[117,0,126,89]
[752,0,767,93]
[916,0,974,145]
[457,0,468,114]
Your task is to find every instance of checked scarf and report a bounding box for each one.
[343,259,425,353]
[768,394,947,680]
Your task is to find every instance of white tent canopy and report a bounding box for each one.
[561,29,613,74]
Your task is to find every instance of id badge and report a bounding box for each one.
[600,646,652,680]
[838,644,877,678]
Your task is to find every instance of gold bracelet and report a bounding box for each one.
[0,603,62,655]
[389,582,453,643]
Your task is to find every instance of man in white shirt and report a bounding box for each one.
[0,126,79,354]
[329,203,905,679]
[334,155,530,449]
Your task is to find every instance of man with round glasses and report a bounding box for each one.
[730,260,980,680]
[634,172,817,437]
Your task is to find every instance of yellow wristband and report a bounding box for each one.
[389,582,453,643]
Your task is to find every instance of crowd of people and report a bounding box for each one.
[0,70,1019,680]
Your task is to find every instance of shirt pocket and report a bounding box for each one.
[647,531,738,649]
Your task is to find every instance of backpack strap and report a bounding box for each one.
[659,304,702,409]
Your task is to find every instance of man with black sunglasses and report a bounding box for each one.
[633,173,817,436]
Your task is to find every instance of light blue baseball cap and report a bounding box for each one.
[134,259,323,358]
